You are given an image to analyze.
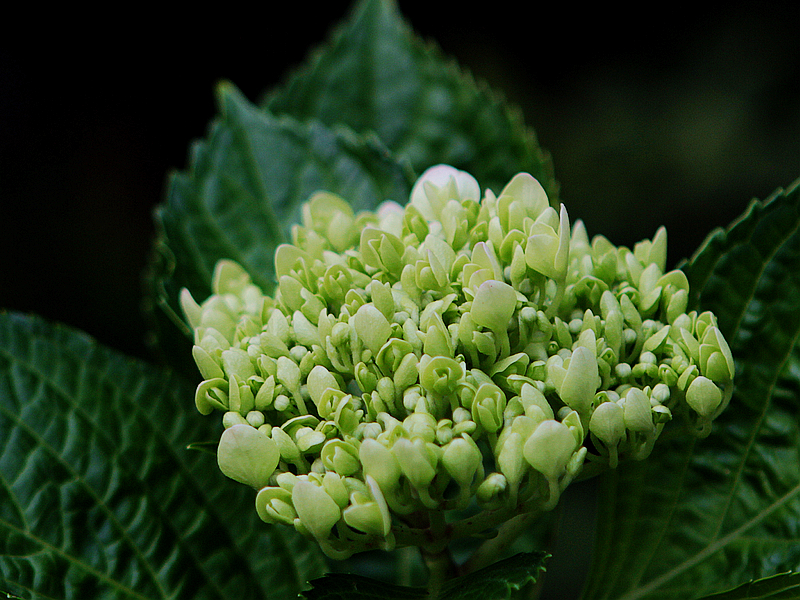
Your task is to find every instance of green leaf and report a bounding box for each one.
[698,572,800,600]
[0,311,326,600]
[263,0,557,199]
[146,81,413,350]
[580,180,800,600]
[301,552,547,600]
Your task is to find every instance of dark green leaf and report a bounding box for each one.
[581,180,800,600]
[301,574,428,600]
[438,552,548,600]
[698,572,800,600]
[0,312,326,600]
[301,552,547,600]
[145,81,413,352]
[264,0,557,199]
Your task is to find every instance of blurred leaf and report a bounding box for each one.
[263,0,557,199]
[0,312,326,600]
[698,572,800,600]
[301,552,547,600]
[145,81,413,361]
[581,180,800,600]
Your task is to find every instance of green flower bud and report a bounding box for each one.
[228,374,255,415]
[589,401,625,466]
[217,424,280,489]
[471,279,518,357]
[353,304,392,356]
[559,346,599,414]
[342,476,392,537]
[410,164,480,222]
[497,172,548,229]
[403,202,430,242]
[686,375,723,418]
[271,426,303,464]
[246,410,266,428]
[523,420,577,481]
[392,437,438,491]
[332,394,363,434]
[294,426,327,453]
[292,479,341,540]
[359,438,402,493]
[255,486,297,525]
[471,241,504,282]
[391,352,418,395]
[403,410,437,444]
[496,431,526,493]
[642,324,670,354]
[292,310,321,347]
[323,471,350,509]
[276,356,307,414]
[367,280,395,321]
[221,348,256,382]
[375,338,413,375]
[561,409,585,447]
[694,311,718,341]
[222,411,249,428]
[476,473,509,509]
[699,326,735,383]
[307,365,340,411]
[678,364,699,392]
[321,439,361,476]
[354,361,379,395]
[195,378,229,415]
[519,383,554,422]
[422,316,454,358]
[442,434,483,489]
[192,345,224,380]
[419,355,462,400]
[360,227,406,279]
[665,288,689,324]
[180,288,203,330]
[622,387,654,434]
[302,191,359,252]
[525,204,570,283]
[471,382,507,435]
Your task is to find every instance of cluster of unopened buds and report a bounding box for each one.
[181,165,734,559]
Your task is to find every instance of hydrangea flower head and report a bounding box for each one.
[182,165,734,558]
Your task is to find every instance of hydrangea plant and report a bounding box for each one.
[181,164,734,563]
[2,1,799,600]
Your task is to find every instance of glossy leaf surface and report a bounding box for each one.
[0,312,326,599]
[264,0,557,199]
[301,552,548,600]
[581,180,800,600]
[148,82,413,343]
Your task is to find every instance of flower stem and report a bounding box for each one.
[461,510,539,574]
[422,546,457,598]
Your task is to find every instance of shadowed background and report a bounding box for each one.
[1,2,798,597]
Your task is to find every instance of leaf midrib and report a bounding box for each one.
[0,514,153,600]
[0,329,260,600]
[0,358,175,600]
[618,235,800,600]
[619,480,800,600]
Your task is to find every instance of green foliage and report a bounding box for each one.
[0,312,326,600]
[301,552,548,600]
[2,0,800,598]
[581,181,800,600]
[148,82,413,340]
[263,0,557,200]
[698,572,800,600]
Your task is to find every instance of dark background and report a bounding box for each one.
[1,2,798,597]
[2,2,798,362]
